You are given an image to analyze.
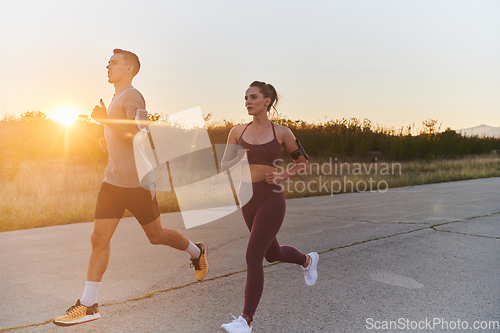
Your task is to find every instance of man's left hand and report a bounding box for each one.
[91,99,109,123]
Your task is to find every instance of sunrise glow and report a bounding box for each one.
[55,107,80,126]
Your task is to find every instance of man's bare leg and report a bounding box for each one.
[141,216,208,281]
[141,216,190,250]
[87,218,121,282]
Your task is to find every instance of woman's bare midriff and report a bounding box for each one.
[241,164,277,183]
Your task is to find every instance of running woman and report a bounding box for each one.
[53,49,208,326]
[220,81,319,333]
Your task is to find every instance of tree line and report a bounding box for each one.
[2,111,499,166]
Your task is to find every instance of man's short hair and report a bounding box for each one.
[113,49,141,76]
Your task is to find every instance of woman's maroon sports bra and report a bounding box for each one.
[237,122,282,167]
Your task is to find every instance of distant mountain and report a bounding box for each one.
[457,125,500,138]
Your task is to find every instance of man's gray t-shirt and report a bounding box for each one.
[103,85,149,188]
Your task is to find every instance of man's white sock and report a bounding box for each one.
[186,241,201,259]
[81,281,101,307]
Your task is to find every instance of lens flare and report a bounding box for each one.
[55,107,80,126]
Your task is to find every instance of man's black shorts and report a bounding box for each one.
[94,182,160,225]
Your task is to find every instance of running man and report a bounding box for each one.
[53,49,208,326]
[220,81,319,333]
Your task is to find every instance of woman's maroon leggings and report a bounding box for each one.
[239,181,307,318]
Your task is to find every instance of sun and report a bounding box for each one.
[55,106,80,126]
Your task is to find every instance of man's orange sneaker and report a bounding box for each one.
[53,299,101,326]
[190,242,209,281]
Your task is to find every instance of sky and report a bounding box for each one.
[1,0,499,130]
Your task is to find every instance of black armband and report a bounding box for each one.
[290,139,309,160]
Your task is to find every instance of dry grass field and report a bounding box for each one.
[1,153,500,232]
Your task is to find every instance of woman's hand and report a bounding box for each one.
[263,171,284,184]
[235,148,247,162]
[99,137,107,153]
[221,148,249,172]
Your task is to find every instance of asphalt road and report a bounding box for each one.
[1,178,499,332]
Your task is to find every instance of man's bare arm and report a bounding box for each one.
[91,99,138,139]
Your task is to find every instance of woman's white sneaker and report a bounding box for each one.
[302,252,319,286]
[221,314,252,333]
